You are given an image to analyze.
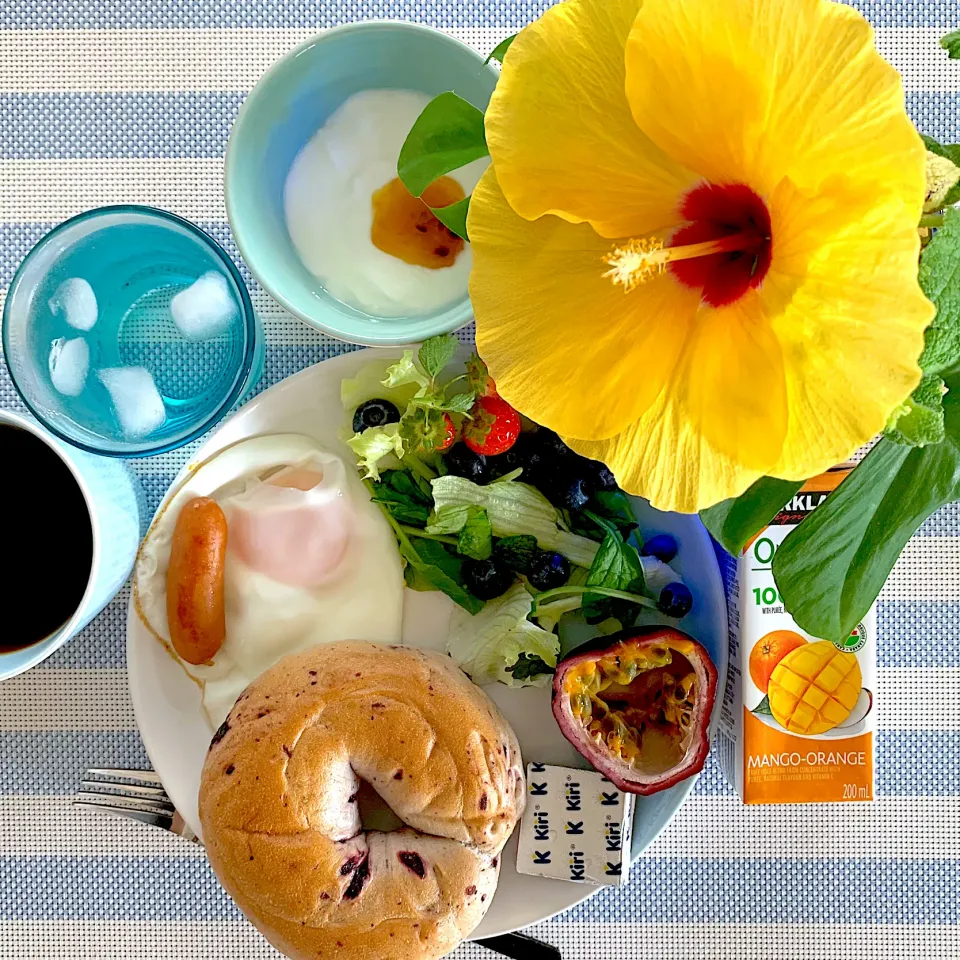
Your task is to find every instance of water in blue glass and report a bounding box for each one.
[28,215,251,446]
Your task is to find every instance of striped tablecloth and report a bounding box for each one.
[0,2,957,958]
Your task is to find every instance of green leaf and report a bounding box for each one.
[942,29,960,58]
[403,538,483,614]
[418,334,458,379]
[494,534,540,573]
[570,490,638,541]
[484,33,517,65]
[773,377,960,641]
[919,206,960,377]
[397,92,488,198]
[583,531,644,624]
[458,506,493,560]
[382,350,430,391]
[700,476,805,556]
[506,652,555,682]
[431,195,470,242]
[431,474,600,567]
[439,392,476,415]
[370,469,434,526]
[399,407,449,455]
[347,424,405,481]
[426,503,473,535]
[885,374,946,446]
[446,582,559,687]
[752,694,773,717]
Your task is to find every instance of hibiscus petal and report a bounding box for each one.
[469,167,701,441]
[765,176,934,479]
[485,0,698,239]
[624,0,924,202]
[565,290,789,513]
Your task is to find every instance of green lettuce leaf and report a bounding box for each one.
[506,652,555,682]
[347,424,404,480]
[382,351,431,391]
[430,475,599,567]
[700,476,805,556]
[458,507,493,560]
[774,374,960,641]
[446,582,559,687]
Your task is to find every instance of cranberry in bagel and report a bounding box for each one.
[199,641,525,960]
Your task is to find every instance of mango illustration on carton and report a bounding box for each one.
[713,469,876,804]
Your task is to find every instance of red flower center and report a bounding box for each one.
[668,183,772,307]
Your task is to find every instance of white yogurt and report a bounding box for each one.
[283,89,488,318]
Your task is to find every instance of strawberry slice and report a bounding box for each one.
[463,395,521,456]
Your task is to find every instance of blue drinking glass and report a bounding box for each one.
[2,205,263,457]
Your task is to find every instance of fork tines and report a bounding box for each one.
[73,768,177,829]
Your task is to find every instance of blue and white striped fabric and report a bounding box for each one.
[0,2,958,958]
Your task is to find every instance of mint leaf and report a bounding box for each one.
[458,506,493,560]
[439,392,476,416]
[753,694,773,717]
[397,92,488,197]
[919,206,960,377]
[494,534,540,573]
[418,334,458,379]
[885,374,946,446]
[700,477,805,556]
[942,29,960,59]
[485,33,517,65]
[773,375,960,641]
[583,531,644,624]
[431,195,470,242]
[507,653,555,681]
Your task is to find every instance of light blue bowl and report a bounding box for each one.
[225,21,498,347]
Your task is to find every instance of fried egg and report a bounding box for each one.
[134,434,404,727]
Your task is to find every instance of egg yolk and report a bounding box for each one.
[370,176,465,269]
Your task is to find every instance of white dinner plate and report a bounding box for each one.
[126,347,728,937]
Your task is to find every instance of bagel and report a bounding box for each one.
[199,641,525,960]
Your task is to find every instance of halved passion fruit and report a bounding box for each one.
[551,627,718,795]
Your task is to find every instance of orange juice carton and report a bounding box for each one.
[713,469,876,804]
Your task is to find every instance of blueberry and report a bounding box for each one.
[531,429,574,464]
[444,443,489,483]
[558,476,593,512]
[658,582,693,619]
[353,398,400,433]
[487,432,543,482]
[462,558,515,601]
[592,463,619,492]
[527,551,571,592]
[641,534,678,564]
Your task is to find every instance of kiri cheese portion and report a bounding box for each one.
[516,762,634,886]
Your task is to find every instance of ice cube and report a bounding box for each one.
[170,271,237,342]
[48,337,90,397]
[49,277,98,331]
[98,366,165,439]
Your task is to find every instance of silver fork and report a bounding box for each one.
[73,768,200,842]
[74,768,560,959]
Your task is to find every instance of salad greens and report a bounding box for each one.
[445,583,559,687]
[345,334,689,687]
[430,474,599,567]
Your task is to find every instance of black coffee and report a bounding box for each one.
[0,424,93,651]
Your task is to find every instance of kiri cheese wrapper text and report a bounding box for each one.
[516,763,634,886]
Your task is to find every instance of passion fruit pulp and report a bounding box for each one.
[551,627,718,795]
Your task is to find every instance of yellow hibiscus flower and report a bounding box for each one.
[468,0,934,513]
